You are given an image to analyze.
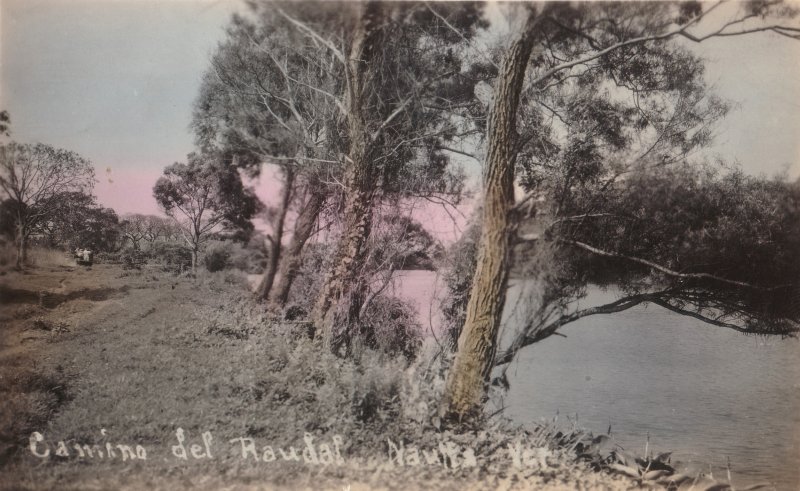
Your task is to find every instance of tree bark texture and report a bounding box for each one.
[269,181,326,310]
[258,166,295,301]
[191,246,198,274]
[16,224,26,270]
[311,2,385,351]
[440,10,542,421]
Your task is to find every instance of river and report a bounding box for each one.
[392,270,800,490]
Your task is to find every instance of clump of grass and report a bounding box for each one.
[29,317,70,333]
[0,360,75,464]
[27,247,75,269]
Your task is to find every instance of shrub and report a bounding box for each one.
[95,251,121,264]
[358,294,423,360]
[203,243,230,272]
[121,248,148,270]
[148,242,191,273]
[27,247,74,268]
[287,242,333,313]
[231,236,268,274]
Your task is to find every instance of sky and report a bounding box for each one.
[1,0,799,242]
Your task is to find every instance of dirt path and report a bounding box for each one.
[1,264,641,491]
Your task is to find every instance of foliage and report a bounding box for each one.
[0,198,21,240]
[566,166,799,325]
[120,247,148,270]
[120,214,176,250]
[369,212,444,271]
[357,294,423,360]
[435,1,800,419]
[38,191,120,252]
[0,142,95,267]
[228,235,268,274]
[153,152,261,270]
[286,242,333,313]
[0,110,9,137]
[148,242,192,274]
[440,218,481,349]
[203,242,230,272]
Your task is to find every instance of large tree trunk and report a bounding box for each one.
[311,147,376,350]
[190,249,197,274]
[311,2,385,351]
[15,223,26,270]
[269,181,326,310]
[257,166,295,301]
[440,10,542,421]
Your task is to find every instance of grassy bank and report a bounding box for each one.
[0,256,732,490]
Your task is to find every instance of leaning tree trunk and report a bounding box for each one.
[311,143,376,350]
[269,182,326,310]
[257,166,295,301]
[311,2,385,351]
[440,10,542,421]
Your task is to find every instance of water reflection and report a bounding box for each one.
[394,272,800,490]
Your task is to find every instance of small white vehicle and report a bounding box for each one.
[74,248,93,265]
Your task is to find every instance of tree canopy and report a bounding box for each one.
[153,152,261,271]
[440,0,800,420]
[0,142,95,268]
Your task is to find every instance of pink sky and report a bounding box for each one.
[106,162,473,245]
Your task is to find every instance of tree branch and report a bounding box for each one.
[276,8,346,65]
[559,238,787,291]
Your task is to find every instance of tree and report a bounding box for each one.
[153,152,260,272]
[264,2,486,351]
[495,165,800,368]
[197,2,484,333]
[0,142,95,269]
[193,6,343,304]
[120,214,149,250]
[119,214,173,250]
[354,211,444,322]
[442,1,800,420]
[38,191,120,252]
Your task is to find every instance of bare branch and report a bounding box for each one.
[276,7,346,65]
[559,238,788,291]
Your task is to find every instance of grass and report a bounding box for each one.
[0,256,745,490]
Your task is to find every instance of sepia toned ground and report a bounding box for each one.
[0,256,703,490]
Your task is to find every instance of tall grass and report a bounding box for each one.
[27,246,76,268]
[0,243,76,271]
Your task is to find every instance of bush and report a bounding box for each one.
[287,242,333,312]
[95,251,121,264]
[358,294,423,360]
[26,247,74,268]
[121,248,148,270]
[148,242,191,273]
[203,243,230,272]
[232,236,268,274]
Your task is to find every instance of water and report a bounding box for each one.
[393,271,800,490]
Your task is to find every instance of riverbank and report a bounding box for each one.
[0,259,735,489]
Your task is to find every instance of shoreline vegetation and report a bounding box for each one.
[0,250,764,490]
